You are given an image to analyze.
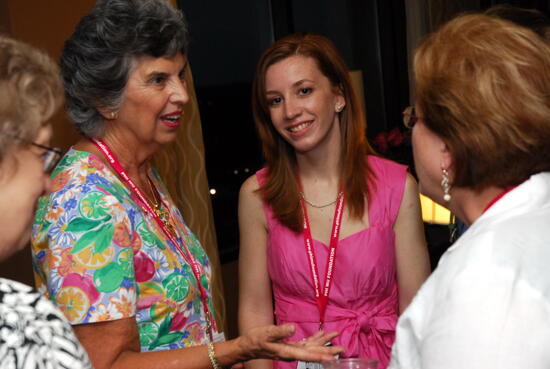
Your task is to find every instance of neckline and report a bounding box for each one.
[310,199,374,247]
[312,226,375,248]
[68,147,163,204]
[482,184,519,214]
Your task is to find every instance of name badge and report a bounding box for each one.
[297,361,324,369]
[295,341,338,369]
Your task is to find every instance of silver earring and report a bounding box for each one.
[335,104,344,112]
[441,169,451,202]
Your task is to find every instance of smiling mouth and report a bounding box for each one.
[160,111,182,128]
[288,120,313,133]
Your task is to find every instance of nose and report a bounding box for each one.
[171,78,190,106]
[283,98,301,120]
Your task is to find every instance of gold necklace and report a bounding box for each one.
[147,176,176,237]
[299,191,344,208]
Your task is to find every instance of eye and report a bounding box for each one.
[150,73,167,85]
[179,67,187,81]
[299,87,312,95]
[268,96,283,106]
[41,150,53,165]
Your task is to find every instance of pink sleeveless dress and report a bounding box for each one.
[256,156,407,369]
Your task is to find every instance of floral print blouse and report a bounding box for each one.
[31,149,216,351]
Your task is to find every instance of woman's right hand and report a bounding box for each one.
[236,324,344,362]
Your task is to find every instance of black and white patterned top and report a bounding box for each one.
[0,278,92,369]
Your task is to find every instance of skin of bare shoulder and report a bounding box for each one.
[393,173,431,313]
[238,174,276,369]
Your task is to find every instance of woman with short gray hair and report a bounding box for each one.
[31,1,343,368]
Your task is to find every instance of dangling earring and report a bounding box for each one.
[441,168,451,202]
[335,104,344,112]
[108,111,118,120]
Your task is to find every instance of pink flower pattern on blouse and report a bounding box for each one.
[32,149,216,351]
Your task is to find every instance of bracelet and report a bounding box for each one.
[207,342,220,369]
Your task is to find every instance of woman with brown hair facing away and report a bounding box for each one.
[239,33,430,369]
[389,13,550,369]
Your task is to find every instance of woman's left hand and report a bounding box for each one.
[288,330,337,349]
[236,324,344,363]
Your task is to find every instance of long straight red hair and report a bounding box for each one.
[251,33,376,232]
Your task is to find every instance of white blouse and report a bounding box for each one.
[389,172,550,369]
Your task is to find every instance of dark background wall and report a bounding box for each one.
[177,0,550,265]
[177,0,412,263]
[174,1,550,336]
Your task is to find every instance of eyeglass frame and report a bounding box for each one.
[402,106,419,129]
[1,133,62,173]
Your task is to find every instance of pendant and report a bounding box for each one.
[155,205,176,236]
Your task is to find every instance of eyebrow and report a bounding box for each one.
[265,79,314,95]
[145,71,168,80]
[144,60,189,79]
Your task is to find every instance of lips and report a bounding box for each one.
[287,120,313,136]
[160,110,182,128]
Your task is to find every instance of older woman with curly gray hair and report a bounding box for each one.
[0,35,91,368]
[31,1,343,369]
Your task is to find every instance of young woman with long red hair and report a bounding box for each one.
[238,33,430,369]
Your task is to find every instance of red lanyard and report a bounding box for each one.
[299,186,345,329]
[482,185,518,214]
[91,138,215,341]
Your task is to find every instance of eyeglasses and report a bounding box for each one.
[31,141,63,173]
[402,106,419,129]
[2,133,62,173]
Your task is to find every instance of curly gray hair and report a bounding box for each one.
[0,36,63,162]
[60,0,189,137]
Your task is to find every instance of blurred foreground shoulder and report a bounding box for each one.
[0,278,92,369]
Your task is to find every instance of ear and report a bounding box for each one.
[97,107,118,120]
[97,107,110,119]
[334,94,346,113]
[440,140,454,172]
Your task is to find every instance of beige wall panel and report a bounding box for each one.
[0,0,95,285]
[6,0,95,150]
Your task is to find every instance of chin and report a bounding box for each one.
[289,139,318,154]
[16,232,31,253]
[0,237,26,262]
[155,134,178,147]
